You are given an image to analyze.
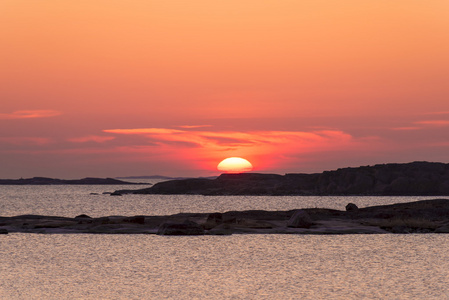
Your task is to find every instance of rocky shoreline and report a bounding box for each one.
[2,199,449,235]
[115,162,449,196]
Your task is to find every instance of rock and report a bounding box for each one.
[0,177,146,185]
[346,203,359,211]
[87,224,123,234]
[91,217,111,224]
[415,228,432,233]
[75,214,92,219]
[390,226,412,233]
[206,213,223,223]
[1,199,449,235]
[435,225,449,233]
[157,220,205,235]
[223,216,237,223]
[202,213,223,230]
[235,219,273,229]
[124,216,145,224]
[119,161,449,196]
[207,223,233,235]
[287,210,314,228]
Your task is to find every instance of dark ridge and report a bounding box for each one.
[0,177,149,185]
[116,161,449,196]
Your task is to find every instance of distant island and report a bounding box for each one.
[116,175,217,180]
[0,177,149,185]
[115,161,449,196]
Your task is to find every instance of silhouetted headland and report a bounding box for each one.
[0,177,148,185]
[116,161,449,196]
[2,199,449,235]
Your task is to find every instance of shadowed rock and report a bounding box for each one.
[207,213,223,222]
[0,177,148,185]
[116,161,449,196]
[345,203,359,211]
[2,199,449,235]
[157,221,205,235]
[435,225,449,233]
[203,213,223,230]
[207,223,233,235]
[287,210,314,228]
[75,214,92,219]
[124,216,145,224]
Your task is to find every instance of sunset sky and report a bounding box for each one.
[1,1,449,178]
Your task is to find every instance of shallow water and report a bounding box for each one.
[1,234,449,299]
[0,184,446,217]
[1,185,449,299]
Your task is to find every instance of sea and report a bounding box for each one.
[1,180,449,299]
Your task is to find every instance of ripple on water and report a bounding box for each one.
[1,234,449,299]
[0,185,446,217]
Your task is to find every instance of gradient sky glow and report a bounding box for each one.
[1,1,449,178]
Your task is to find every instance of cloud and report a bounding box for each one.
[0,110,62,120]
[104,128,184,135]
[67,135,115,143]
[422,111,449,115]
[0,137,53,145]
[392,126,421,131]
[414,120,449,126]
[202,135,257,146]
[103,128,355,150]
[177,125,212,129]
[102,127,367,171]
[390,119,449,131]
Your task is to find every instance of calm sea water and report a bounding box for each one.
[1,184,449,299]
[0,183,445,217]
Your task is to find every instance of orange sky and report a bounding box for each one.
[1,1,449,178]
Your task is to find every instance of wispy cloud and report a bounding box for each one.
[177,125,212,129]
[0,137,53,145]
[67,135,115,143]
[391,119,449,131]
[102,127,369,171]
[104,128,184,135]
[422,111,449,115]
[0,110,62,120]
[104,128,356,148]
[414,120,449,126]
[392,126,421,131]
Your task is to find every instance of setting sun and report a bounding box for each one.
[217,157,253,173]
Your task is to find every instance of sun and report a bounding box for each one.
[217,157,253,173]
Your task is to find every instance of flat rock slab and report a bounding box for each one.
[1,199,449,235]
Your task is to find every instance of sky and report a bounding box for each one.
[1,1,449,178]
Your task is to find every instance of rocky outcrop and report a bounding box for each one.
[0,177,149,185]
[287,210,314,228]
[75,214,92,219]
[2,199,449,235]
[345,203,359,211]
[157,221,205,235]
[117,162,449,196]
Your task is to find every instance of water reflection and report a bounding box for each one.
[1,185,446,217]
[1,234,448,299]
